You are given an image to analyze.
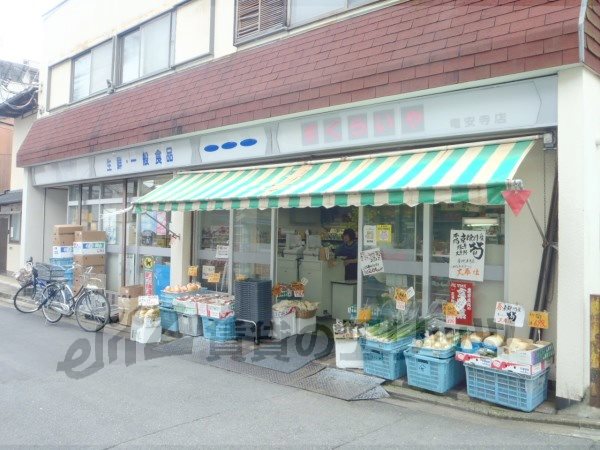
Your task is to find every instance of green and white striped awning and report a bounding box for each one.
[133,139,535,212]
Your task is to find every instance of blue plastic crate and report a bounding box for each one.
[160,306,179,332]
[362,335,414,352]
[404,349,465,394]
[410,345,456,359]
[360,341,407,380]
[465,364,549,412]
[202,316,236,342]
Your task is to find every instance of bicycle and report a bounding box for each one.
[13,258,62,313]
[42,266,110,332]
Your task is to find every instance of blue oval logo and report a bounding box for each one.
[240,138,257,147]
[204,144,219,152]
[222,141,237,150]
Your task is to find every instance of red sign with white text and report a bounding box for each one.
[144,270,154,295]
[450,281,473,325]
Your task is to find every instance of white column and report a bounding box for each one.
[169,211,192,286]
[20,168,46,264]
[556,66,600,402]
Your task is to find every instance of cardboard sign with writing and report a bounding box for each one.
[138,295,159,307]
[202,265,215,279]
[359,248,384,276]
[443,302,458,317]
[449,229,485,282]
[215,245,229,259]
[207,272,221,283]
[494,301,525,327]
[528,311,549,329]
[187,266,198,277]
[396,300,406,311]
[449,281,473,326]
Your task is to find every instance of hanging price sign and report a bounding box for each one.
[528,311,549,329]
[207,272,221,283]
[494,302,525,327]
[187,266,198,277]
[443,302,458,316]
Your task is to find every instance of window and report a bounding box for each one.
[235,0,287,43]
[9,212,21,243]
[72,41,113,102]
[120,14,172,84]
[289,0,380,26]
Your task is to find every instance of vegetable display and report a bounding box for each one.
[365,317,431,343]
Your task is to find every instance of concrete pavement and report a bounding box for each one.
[0,293,599,448]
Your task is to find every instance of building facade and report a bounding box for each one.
[15,0,600,406]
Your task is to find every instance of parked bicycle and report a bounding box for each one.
[42,266,110,332]
[13,258,59,313]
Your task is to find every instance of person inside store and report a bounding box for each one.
[335,228,358,281]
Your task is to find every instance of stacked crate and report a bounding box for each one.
[51,225,83,287]
[73,230,106,292]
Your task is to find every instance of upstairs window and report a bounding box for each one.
[72,41,113,102]
[235,0,287,44]
[120,14,172,84]
[289,0,379,26]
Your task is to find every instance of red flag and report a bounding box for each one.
[502,189,531,216]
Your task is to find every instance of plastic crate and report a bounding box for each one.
[234,279,272,323]
[202,316,236,342]
[404,349,465,394]
[335,338,364,369]
[360,340,408,380]
[362,335,414,352]
[160,306,179,332]
[178,314,203,337]
[409,345,456,359]
[172,299,199,315]
[159,291,186,308]
[35,263,65,281]
[464,364,549,412]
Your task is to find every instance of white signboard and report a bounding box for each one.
[138,295,159,307]
[52,246,73,259]
[215,245,229,259]
[363,225,376,246]
[199,126,269,164]
[359,248,384,276]
[494,302,525,327]
[73,241,106,255]
[202,265,215,279]
[449,229,485,282]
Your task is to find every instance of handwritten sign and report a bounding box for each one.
[207,272,221,283]
[144,270,153,295]
[363,225,376,246]
[216,245,229,259]
[449,281,473,326]
[443,302,458,317]
[528,311,549,329]
[138,295,159,306]
[449,229,485,282]
[359,248,384,276]
[494,302,525,327]
[396,300,406,311]
[376,224,392,243]
[446,315,457,325]
[202,265,215,279]
[187,266,198,277]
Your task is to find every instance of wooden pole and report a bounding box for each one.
[591,295,600,408]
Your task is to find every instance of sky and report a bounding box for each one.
[0,0,62,65]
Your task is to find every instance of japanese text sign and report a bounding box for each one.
[202,265,215,279]
[528,311,549,329]
[207,272,221,283]
[449,281,473,326]
[376,225,392,243]
[215,245,229,259]
[187,266,198,277]
[449,229,485,282]
[359,248,384,276]
[494,302,525,327]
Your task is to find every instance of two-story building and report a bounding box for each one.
[14,0,600,407]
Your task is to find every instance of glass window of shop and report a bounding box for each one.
[193,210,230,292]
[233,209,272,282]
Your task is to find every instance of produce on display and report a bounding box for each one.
[415,330,459,350]
[163,282,202,293]
[365,317,431,343]
[272,300,319,314]
[333,319,365,340]
[483,333,504,348]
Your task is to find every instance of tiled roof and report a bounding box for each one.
[18,0,584,167]
[0,190,22,206]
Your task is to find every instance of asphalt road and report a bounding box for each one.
[0,301,598,449]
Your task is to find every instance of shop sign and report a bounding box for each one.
[494,302,525,327]
[215,245,229,259]
[142,257,154,270]
[198,126,269,164]
[363,225,376,246]
[376,225,392,244]
[528,311,549,329]
[276,77,557,156]
[449,281,473,326]
[449,229,485,282]
[359,247,384,276]
[143,271,153,295]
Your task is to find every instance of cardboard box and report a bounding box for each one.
[118,297,139,326]
[455,352,493,368]
[74,230,106,242]
[119,285,144,298]
[52,246,74,258]
[74,255,106,267]
[496,340,554,365]
[52,234,75,246]
[54,225,83,235]
[490,357,552,376]
[73,241,106,255]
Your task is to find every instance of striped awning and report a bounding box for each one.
[133,139,535,212]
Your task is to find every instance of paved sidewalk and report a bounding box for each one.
[0,273,598,431]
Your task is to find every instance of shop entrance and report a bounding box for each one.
[0,216,7,273]
[276,206,358,318]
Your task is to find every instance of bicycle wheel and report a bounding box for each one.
[13,281,42,313]
[42,283,66,324]
[75,291,110,332]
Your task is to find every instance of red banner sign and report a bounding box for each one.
[449,281,473,326]
[502,189,531,216]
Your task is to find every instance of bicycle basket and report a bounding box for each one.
[83,272,106,291]
[35,263,65,281]
[14,267,33,286]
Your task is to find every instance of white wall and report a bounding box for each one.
[10,114,35,190]
[42,188,69,261]
[170,211,192,286]
[556,66,600,401]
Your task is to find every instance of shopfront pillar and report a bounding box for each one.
[170,211,192,286]
[555,66,600,404]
